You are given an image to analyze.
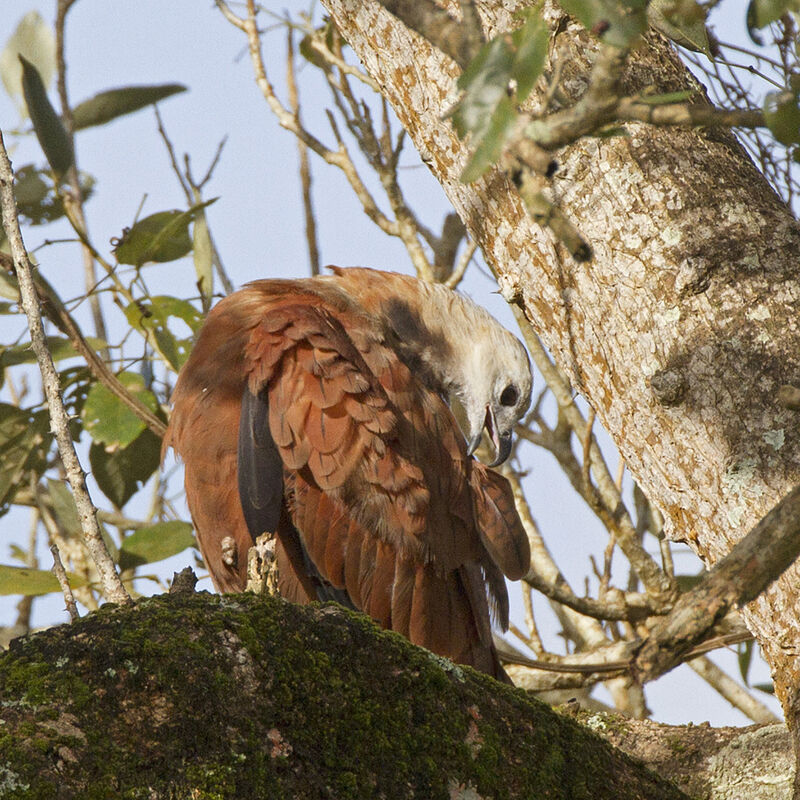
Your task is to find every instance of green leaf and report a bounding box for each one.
[453,37,515,140]
[647,0,711,55]
[299,20,338,69]
[118,520,196,571]
[737,640,753,685]
[0,11,56,114]
[113,199,217,267]
[13,165,48,206]
[46,478,81,537]
[0,335,88,369]
[114,211,190,266]
[557,0,648,48]
[72,83,187,130]
[748,0,800,30]
[123,295,203,371]
[59,365,95,421]
[673,572,704,591]
[763,90,800,145]
[45,476,122,560]
[510,9,549,102]
[0,273,19,303]
[460,97,516,182]
[9,165,96,227]
[147,295,205,332]
[90,428,162,508]
[0,564,88,596]
[192,204,214,310]
[19,55,73,176]
[0,406,51,511]
[299,34,326,69]
[753,682,775,694]
[452,10,549,183]
[82,372,159,449]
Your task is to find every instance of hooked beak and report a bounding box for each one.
[466,405,513,466]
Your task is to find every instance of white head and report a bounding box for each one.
[371,273,532,465]
[454,318,532,465]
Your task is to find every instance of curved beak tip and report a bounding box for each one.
[488,431,513,467]
[467,405,513,466]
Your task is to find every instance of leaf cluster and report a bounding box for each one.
[0,13,213,604]
[447,0,800,194]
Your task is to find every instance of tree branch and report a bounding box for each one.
[0,253,167,438]
[0,131,131,607]
[49,543,80,622]
[633,484,800,684]
[55,0,109,354]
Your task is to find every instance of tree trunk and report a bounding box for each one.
[0,591,695,799]
[320,0,800,718]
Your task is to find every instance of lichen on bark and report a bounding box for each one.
[0,592,689,799]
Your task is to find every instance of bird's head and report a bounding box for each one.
[343,267,533,466]
[457,327,532,467]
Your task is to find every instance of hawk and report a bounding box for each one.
[165,267,532,680]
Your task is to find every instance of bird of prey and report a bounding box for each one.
[165,267,532,680]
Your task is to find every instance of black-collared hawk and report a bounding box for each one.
[165,267,532,681]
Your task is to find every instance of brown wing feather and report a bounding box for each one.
[166,273,526,682]
[471,464,531,582]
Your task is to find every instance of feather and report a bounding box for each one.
[165,267,533,683]
[237,387,283,538]
[471,464,531,581]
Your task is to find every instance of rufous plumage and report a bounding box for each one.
[165,267,532,681]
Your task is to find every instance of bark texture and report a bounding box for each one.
[577,712,794,799]
[319,0,800,714]
[0,592,691,799]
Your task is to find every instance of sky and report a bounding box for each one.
[0,0,783,726]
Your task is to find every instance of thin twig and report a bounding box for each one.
[154,108,235,295]
[304,33,381,91]
[287,29,321,276]
[13,507,40,635]
[50,543,80,622]
[633,483,800,683]
[55,0,109,356]
[0,131,131,606]
[217,0,398,237]
[0,254,166,437]
[521,583,544,655]
[445,238,477,288]
[512,309,676,605]
[581,406,595,496]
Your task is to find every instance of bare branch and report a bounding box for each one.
[0,254,167,438]
[0,131,131,606]
[445,237,477,288]
[633,484,800,684]
[301,20,381,91]
[50,543,80,622]
[287,30,321,276]
[512,309,676,605]
[55,0,109,354]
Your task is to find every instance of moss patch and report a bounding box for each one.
[0,592,688,799]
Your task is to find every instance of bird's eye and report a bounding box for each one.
[499,384,518,407]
